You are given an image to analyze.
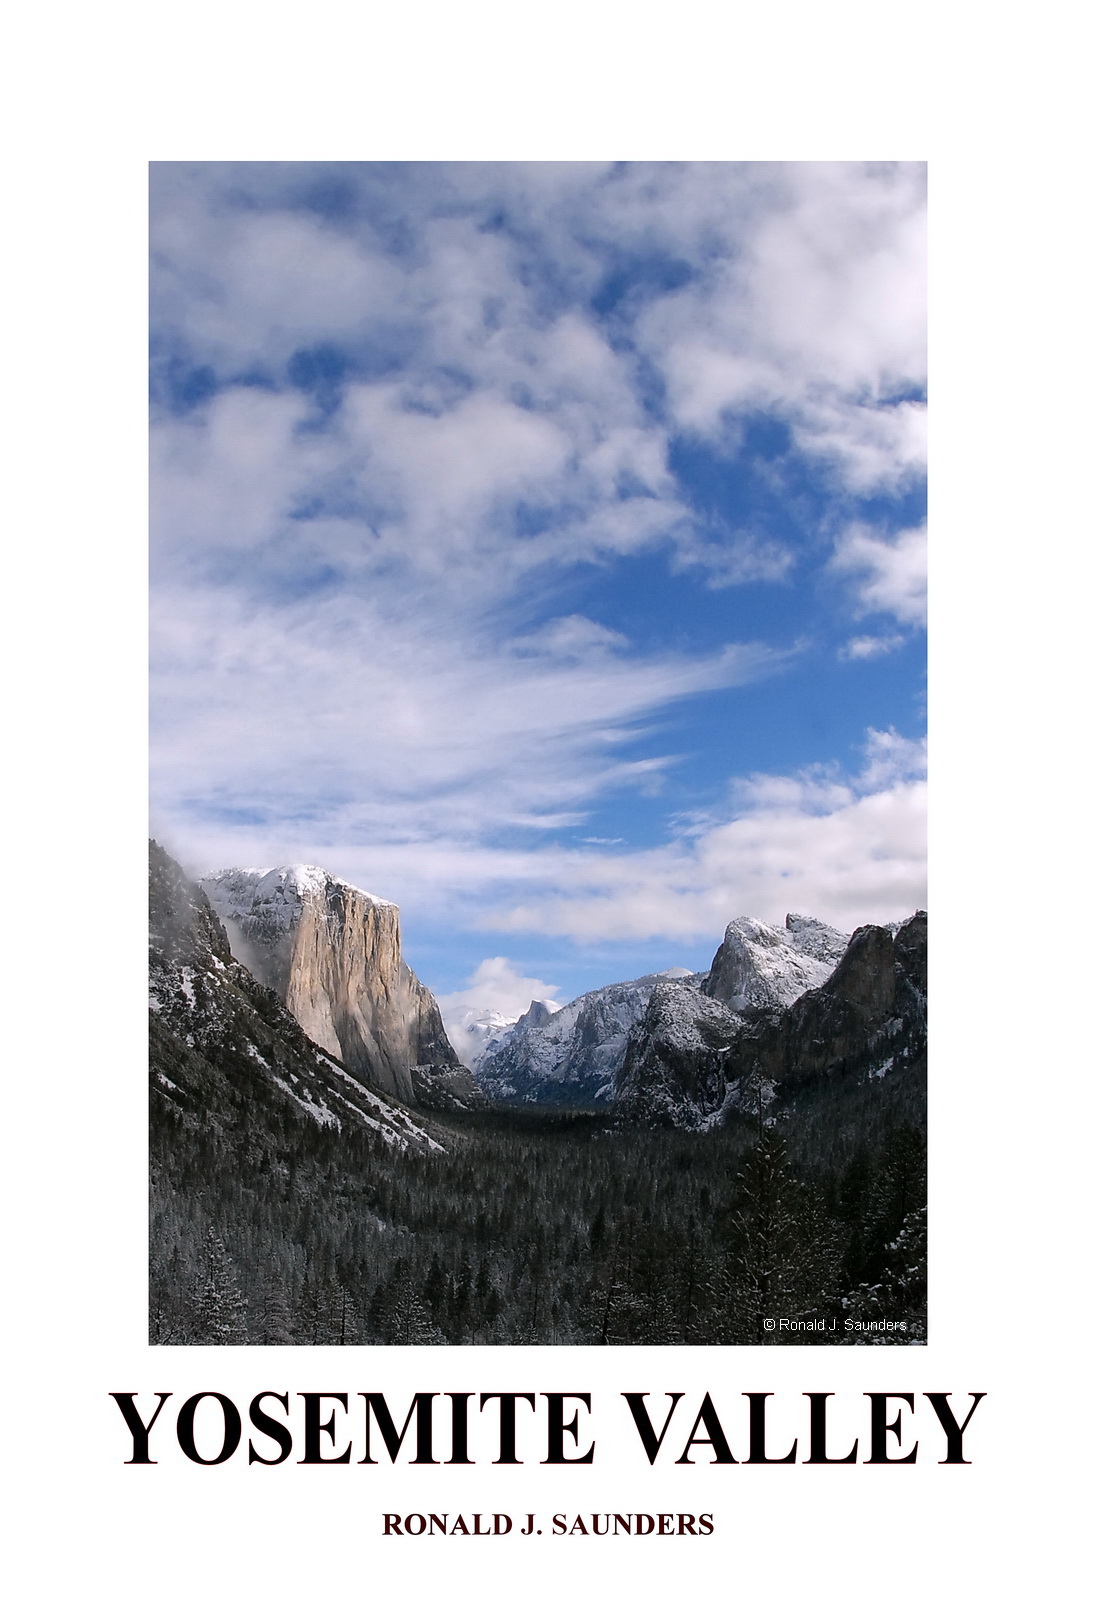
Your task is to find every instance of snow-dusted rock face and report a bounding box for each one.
[702,913,849,1013]
[202,865,481,1110]
[149,842,443,1152]
[618,913,927,1129]
[477,969,700,1106]
[722,914,927,1094]
[615,984,745,1128]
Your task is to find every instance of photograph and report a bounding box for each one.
[149,161,928,1347]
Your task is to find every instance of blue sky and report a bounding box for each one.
[150,161,926,1016]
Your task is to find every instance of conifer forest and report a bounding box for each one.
[150,1080,926,1347]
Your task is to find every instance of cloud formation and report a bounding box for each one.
[831,521,928,626]
[151,583,785,851]
[152,162,926,598]
[151,163,926,986]
[484,731,927,943]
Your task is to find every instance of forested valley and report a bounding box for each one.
[150,1075,925,1347]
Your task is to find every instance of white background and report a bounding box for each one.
[5,3,1088,1594]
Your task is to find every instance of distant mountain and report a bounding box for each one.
[202,864,481,1111]
[702,913,848,1012]
[476,906,922,1128]
[476,968,699,1106]
[149,842,443,1151]
[442,1005,524,1068]
[617,913,926,1129]
[603,910,850,1128]
[477,911,852,1109]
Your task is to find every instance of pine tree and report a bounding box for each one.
[720,1130,844,1343]
[257,1270,294,1343]
[191,1229,249,1344]
[375,1258,444,1344]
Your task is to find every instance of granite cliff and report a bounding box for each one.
[149,841,443,1150]
[202,864,481,1111]
[702,912,849,1012]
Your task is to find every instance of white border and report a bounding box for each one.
[8,3,1087,1593]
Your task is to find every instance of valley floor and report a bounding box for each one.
[150,1078,926,1347]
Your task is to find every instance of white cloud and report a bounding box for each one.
[635,162,927,492]
[150,580,786,864]
[794,395,926,493]
[857,725,927,789]
[152,162,925,603]
[481,732,926,943]
[166,729,922,972]
[152,183,409,371]
[516,615,628,660]
[831,521,927,626]
[436,956,560,1024]
[435,956,563,1065]
[339,383,573,538]
[840,633,904,661]
[167,730,924,958]
[151,387,317,562]
[669,527,795,588]
[153,168,693,592]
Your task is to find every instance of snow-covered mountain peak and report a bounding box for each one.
[703,912,850,1013]
[198,860,479,1110]
[476,968,702,1105]
[441,1006,522,1068]
[203,864,394,931]
[513,997,563,1030]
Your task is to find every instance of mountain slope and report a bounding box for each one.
[617,913,927,1130]
[476,968,699,1106]
[202,864,481,1110]
[478,911,849,1110]
[614,983,746,1128]
[150,841,443,1150]
[740,912,926,1093]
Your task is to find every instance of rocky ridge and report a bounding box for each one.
[616,912,927,1128]
[475,968,701,1106]
[702,913,849,1012]
[149,841,443,1151]
[202,864,481,1111]
[478,911,851,1109]
[613,983,747,1129]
